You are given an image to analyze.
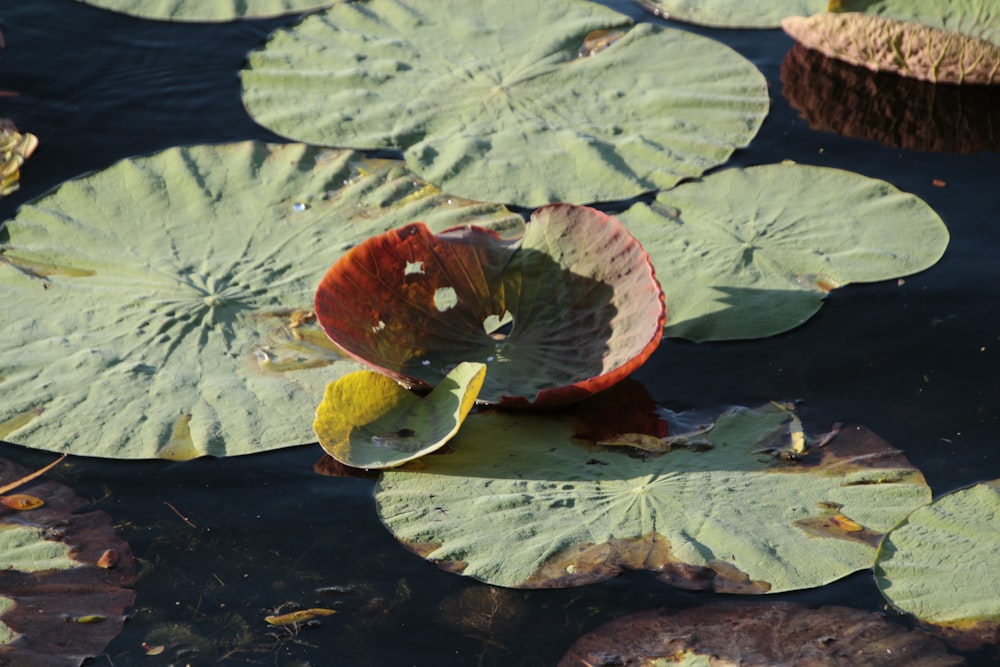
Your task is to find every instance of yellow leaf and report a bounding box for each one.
[0,494,44,510]
[265,608,337,626]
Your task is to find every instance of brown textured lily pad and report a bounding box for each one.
[0,458,136,666]
[557,602,965,666]
[782,13,1000,85]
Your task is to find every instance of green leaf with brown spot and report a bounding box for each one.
[375,402,931,592]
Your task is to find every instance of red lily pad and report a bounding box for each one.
[314,204,665,406]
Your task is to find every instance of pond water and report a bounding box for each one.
[1,1,999,665]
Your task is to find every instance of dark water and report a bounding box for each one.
[0,1,999,665]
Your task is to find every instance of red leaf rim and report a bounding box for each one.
[314,203,666,406]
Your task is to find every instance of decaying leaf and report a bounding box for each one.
[314,204,665,406]
[264,607,336,626]
[0,458,136,666]
[557,602,965,666]
[781,13,1000,85]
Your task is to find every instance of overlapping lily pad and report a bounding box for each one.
[558,603,965,666]
[637,0,828,28]
[875,479,1000,649]
[71,0,335,21]
[0,141,522,459]
[314,204,665,406]
[241,0,769,206]
[0,458,136,666]
[782,13,1000,85]
[620,163,949,341]
[313,362,486,469]
[376,403,931,592]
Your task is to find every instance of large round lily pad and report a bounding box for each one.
[241,0,769,206]
[314,204,665,406]
[375,403,931,592]
[313,362,486,469]
[875,479,1000,649]
[71,0,335,21]
[0,458,136,666]
[620,163,949,341]
[558,603,965,666]
[782,13,1000,85]
[0,141,521,459]
[637,0,828,28]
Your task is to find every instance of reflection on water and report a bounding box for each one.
[782,43,1000,154]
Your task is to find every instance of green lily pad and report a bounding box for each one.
[376,403,931,592]
[0,457,136,666]
[314,362,486,469]
[241,0,769,206]
[313,204,665,406]
[875,479,1000,649]
[558,603,965,666]
[835,0,1000,47]
[637,0,828,28]
[0,141,521,459]
[782,13,1000,85]
[71,0,335,21]
[619,163,949,341]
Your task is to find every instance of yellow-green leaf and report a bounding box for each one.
[314,362,486,469]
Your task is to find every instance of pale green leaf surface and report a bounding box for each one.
[0,526,77,572]
[314,362,486,469]
[71,0,335,21]
[376,404,931,592]
[837,0,1000,47]
[620,163,949,341]
[0,142,520,459]
[241,0,769,206]
[876,479,1000,629]
[637,0,828,28]
[782,12,1000,84]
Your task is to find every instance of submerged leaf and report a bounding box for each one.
[0,142,520,459]
[0,458,136,666]
[875,479,1000,649]
[314,362,486,469]
[241,0,769,205]
[558,603,965,666]
[376,403,930,592]
[637,0,828,28]
[264,608,336,626]
[314,204,665,406]
[620,163,949,341]
[781,13,1000,85]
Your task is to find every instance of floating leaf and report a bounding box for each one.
[0,142,521,459]
[0,458,136,666]
[314,204,665,406]
[314,362,486,469]
[70,0,336,21]
[875,479,1000,649]
[781,13,1000,85]
[264,608,337,626]
[241,0,769,205]
[0,119,38,198]
[558,603,965,666]
[782,42,1000,154]
[0,494,44,511]
[835,0,1000,47]
[637,0,828,28]
[619,163,949,341]
[376,403,930,592]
